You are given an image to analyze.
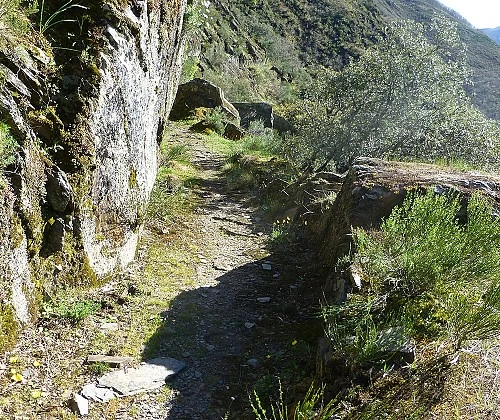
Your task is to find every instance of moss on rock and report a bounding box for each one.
[0,303,18,353]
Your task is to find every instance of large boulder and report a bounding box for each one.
[233,102,295,134]
[233,102,273,129]
[169,78,240,122]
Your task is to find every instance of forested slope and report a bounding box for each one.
[191,0,500,119]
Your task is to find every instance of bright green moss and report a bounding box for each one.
[0,303,18,353]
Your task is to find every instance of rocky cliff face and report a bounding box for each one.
[0,0,186,351]
[81,0,186,275]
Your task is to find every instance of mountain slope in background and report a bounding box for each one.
[373,0,500,121]
[193,0,500,120]
[482,27,500,44]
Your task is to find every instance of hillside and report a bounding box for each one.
[191,0,500,120]
[482,27,500,44]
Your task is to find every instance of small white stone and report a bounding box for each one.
[244,322,255,329]
[100,322,119,331]
[257,297,271,303]
[246,358,259,368]
[71,393,89,416]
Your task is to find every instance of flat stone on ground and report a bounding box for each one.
[70,393,89,416]
[99,322,119,331]
[81,383,117,402]
[98,357,185,396]
[246,358,259,368]
[87,355,135,368]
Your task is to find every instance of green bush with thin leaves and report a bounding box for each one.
[204,107,226,135]
[250,380,339,420]
[357,191,500,346]
[323,191,500,371]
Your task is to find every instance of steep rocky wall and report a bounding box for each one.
[0,0,186,352]
[80,0,186,275]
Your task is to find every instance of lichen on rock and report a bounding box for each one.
[0,0,187,352]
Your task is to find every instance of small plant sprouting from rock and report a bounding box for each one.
[0,122,18,168]
[37,0,88,34]
[42,298,100,323]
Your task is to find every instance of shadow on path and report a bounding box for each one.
[142,132,325,419]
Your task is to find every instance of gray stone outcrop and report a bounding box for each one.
[80,1,186,275]
[0,0,187,352]
[313,157,500,289]
[233,102,295,134]
[169,78,240,122]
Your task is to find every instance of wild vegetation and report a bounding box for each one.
[0,0,32,46]
[314,191,500,417]
[1,0,500,418]
[283,18,500,172]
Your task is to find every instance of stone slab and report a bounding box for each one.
[98,357,185,396]
[87,355,134,367]
[81,383,117,402]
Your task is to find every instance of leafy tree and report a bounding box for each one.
[292,17,500,172]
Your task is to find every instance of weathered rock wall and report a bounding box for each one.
[80,0,186,275]
[0,0,186,352]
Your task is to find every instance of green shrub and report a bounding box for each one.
[0,0,31,46]
[290,18,500,172]
[183,0,202,35]
[269,217,294,246]
[180,55,200,83]
[323,190,500,373]
[87,361,110,375]
[250,380,339,420]
[205,107,226,135]
[355,191,500,347]
[42,298,100,323]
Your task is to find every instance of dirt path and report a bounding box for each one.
[0,127,322,419]
[140,129,320,419]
